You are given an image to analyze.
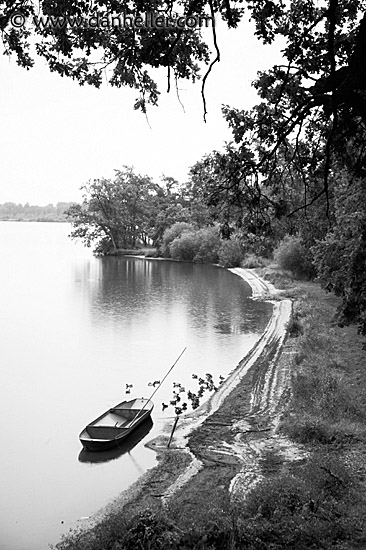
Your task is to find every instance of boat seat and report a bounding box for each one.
[112,408,139,421]
[93,412,130,428]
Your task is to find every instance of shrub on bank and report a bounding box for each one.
[274,235,315,279]
[194,226,221,263]
[162,223,275,267]
[241,253,266,269]
[170,231,198,261]
[53,510,181,550]
[287,317,304,337]
[161,222,196,257]
[218,238,244,267]
[168,226,221,263]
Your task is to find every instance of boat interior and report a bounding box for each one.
[84,406,148,440]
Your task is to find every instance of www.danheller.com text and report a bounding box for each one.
[12,11,215,30]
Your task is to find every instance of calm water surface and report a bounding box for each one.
[0,222,272,550]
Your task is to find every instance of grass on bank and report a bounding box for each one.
[53,267,366,550]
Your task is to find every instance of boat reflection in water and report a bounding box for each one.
[78,417,153,464]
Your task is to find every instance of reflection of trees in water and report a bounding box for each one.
[78,257,272,335]
[72,259,102,288]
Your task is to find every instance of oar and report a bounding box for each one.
[128,347,187,429]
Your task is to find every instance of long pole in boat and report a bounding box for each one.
[128,347,187,429]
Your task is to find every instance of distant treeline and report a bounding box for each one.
[0,202,76,222]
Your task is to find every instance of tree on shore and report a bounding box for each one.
[66,167,158,253]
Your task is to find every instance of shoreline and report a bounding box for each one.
[88,266,293,524]
[55,264,366,549]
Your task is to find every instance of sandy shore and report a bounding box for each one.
[85,266,295,524]
[151,268,293,503]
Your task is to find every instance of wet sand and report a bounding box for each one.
[87,267,294,522]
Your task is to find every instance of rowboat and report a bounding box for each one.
[79,397,154,451]
[79,417,153,463]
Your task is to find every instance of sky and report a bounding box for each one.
[0,18,284,205]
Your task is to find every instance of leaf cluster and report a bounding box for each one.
[0,0,228,110]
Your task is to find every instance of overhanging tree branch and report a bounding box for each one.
[201,0,220,122]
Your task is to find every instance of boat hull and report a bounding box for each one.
[79,417,153,461]
[79,398,154,451]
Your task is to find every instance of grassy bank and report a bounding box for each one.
[53,268,366,550]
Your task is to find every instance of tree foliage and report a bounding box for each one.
[66,166,158,253]
[313,172,366,332]
[4,0,365,118]
[66,168,213,255]
[167,224,221,262]
[187,0,366,333]
[161,221,196,257]
[0,0,230,112]
[274,235,315,279]
[150,176,211,248]
[199,0,366,222]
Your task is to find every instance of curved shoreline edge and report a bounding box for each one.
[153,268,293,502]
[153,267,291,439]
[90,266,293,523]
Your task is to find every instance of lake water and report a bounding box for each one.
[0,222,272,550]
